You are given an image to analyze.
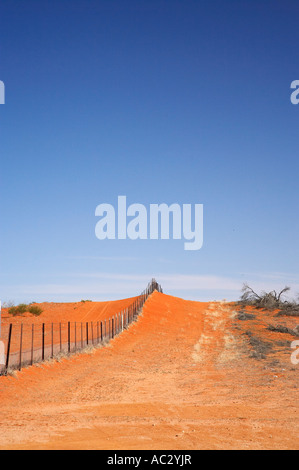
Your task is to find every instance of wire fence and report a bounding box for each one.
[0,279,163,376]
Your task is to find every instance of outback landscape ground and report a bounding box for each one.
[0,290,298,450]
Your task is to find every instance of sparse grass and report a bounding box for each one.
[245,331,273,359]
[5,368,18,378]
[237,311,256,321]
[267,324,299,337]
[275,308,299,317]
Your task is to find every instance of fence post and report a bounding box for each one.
[19,324,23,371]
[5,324,12,373]
[31,324,34,366]
[101,321,103,342]
[86,322,89,345]
[42,323,45,361]
[51,323,54,358]
[68,322,71,353]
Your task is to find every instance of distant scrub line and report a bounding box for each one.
[8,304,43,317]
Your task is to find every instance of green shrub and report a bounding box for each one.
[17,304,28,314]
[28,305,43,316]
[8,306,18,316]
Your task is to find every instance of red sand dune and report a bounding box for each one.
[0,291,298,450]
[1,296,138,325]
[0,296,138,361]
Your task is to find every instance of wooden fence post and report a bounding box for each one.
[42,323,45,361]
[5,324,12,373]
[31,324,34,366]
[51,323,54,358]
[68,322,71,353]
[19,324,23,371]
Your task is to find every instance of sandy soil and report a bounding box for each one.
[0,291,298,450]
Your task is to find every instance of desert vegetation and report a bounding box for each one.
[8,303,43,317]
[238,283,299,316]
[236,284,299,350]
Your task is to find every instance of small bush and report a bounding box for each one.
[28,305,43,316]
[8,306,18,316]
[238,284,299,314]
[17,304,28,314]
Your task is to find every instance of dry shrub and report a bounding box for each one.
[238,284,299,315]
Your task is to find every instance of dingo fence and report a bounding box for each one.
[0,279,162,376]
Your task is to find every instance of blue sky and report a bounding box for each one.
[0,0,299,303]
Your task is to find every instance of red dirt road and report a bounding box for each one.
[0,292,298,449]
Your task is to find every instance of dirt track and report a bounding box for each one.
[0,292,298,449]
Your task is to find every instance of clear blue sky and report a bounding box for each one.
[0,0,299,303]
